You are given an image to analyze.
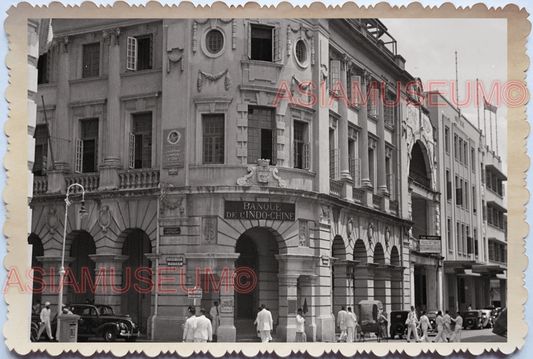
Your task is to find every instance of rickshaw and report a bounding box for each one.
[357,300,388,342]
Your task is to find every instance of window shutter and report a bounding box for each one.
[272,26,281,62]
[456,188,462,205]
[247,23,252,60]
[475,239,479,256]
[351,76,360,106]
[303,143,310,170]
[353,158,361,188]
[467,236,473,254]
[127,36,138,71]
[75,139,83,173]
[129,133,135,169]
[149,34,153,69]
[329,60,341,92]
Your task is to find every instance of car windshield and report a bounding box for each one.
[98,306,114,315]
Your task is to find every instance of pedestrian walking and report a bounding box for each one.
[433,311,446,343]
[419,311,430,342]
[449,312,463,342]
[193,308,212,343]
[254,304,273,343]
[209,301,220,342]
[183,307,197,342]
[36,301,54,341]
[406,306,419,343]
[345,307,357,343]
[443,310,452,341]
[337,306,347,342]
[295,308,306,342]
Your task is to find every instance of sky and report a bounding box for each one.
[382,19,508,166]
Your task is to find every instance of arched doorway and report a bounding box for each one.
[373,243,387,307]
[28,234,44,309]
[390,246,402,310]
[234,227,279,341]
[353,239,369,306]
[121,229,152,334]
[332,235,347,315]
[68,231,96,304]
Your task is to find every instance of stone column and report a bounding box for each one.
[409,265,415,307]
[299,275,318,342]
[277,273,299,342]
[99,28,122,190]
[88,254,129,314]
[332,261,355,316]
[47,38,70,193]
[357,74,373,206]
[377,82,388,197]
[338,61,352,201]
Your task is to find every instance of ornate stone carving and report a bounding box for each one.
[102,28,121,46]
[53,36,69,53]
[203,217,217,243]
[384,226,391,248]
[159,183,186,217]
[236,159,286,188]
[367,222,374,244]
[347,217,354,240]
[298,220,309,247]
[197,69,230,92]
[319,205,331,224]
[98,205,112,233]
[46,207,59,234]
[167,48,184,73]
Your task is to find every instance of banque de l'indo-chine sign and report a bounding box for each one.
[419,235,442,253]
[224,200,295,221]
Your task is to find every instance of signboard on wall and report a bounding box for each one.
[224,200,295,221]
[220,298,234,314]
[419,235,441,253]
[162,128,185,169]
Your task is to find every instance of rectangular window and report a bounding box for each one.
[455,176,462,206]
[456,221,461,254]
[368,147,375,188]
[127,35,153,71]
[446,170,452,201]
[454,134,458,160]
[249,24,280,62]
[203,114,225,164]
[384,91,395,126]
[472,185,476,213]
[293,121,309,169]
[76,118,99,173]
[329,60,341,93]
[248,107,276,165]
[463,141,468,167]
[37,52,50,84]
[130,113,152,169]
[464,181,469,209]
[349,137,361,188]
[471,147,475,172]
[329,129,338,179]
[82,43,100,78]
[462,224,467,254]
[466,226,471,254]
[33,124,49,176]
[444,126,450,153]
[447,218,452,251]
[474,228,479,256]
[458,138,463,163]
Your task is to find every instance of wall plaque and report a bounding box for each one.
[162,128,185,169]
[224,200,295,221]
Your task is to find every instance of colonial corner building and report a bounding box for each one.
[27,18,507,342]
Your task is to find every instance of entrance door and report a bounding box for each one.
[122,229,152,334]
[235,234,258,319]
[69,231,96,304]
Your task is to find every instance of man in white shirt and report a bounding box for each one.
[450,312,463,342]
[406,306,420,343]
[295,308,306,342]
[209,301,220,341]
[183,307,197,342]
[193,308,213,342]
[254,304,273,343]
[337,306,347,342]
[36,301,54,341]
[443,310,452,341]
[345,307,357,343]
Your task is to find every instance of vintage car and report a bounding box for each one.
[389,310,409,339]
[463,310,484,329]
[70,303,140,342]
[357,300,388,342]
[478,309,493,328]
[485,306,502,323]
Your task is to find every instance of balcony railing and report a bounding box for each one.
[33,176,48,195]
[65,173,100,192]
[330,179,343,197]
[118,169,160,190]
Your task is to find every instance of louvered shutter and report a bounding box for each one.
[75,139,83,173]
[127,37,137,71]
[272,26,281,62]
[247,23,252,59]
[149,34,153,69]
[330,61,341,92]
[353,158,361,188]
[351,75,360,106]
[129,133,135,169]
[303,143,310,170]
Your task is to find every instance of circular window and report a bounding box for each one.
[206,30,224,54]
[295,40,307,64]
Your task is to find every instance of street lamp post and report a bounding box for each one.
[58,183,87,341]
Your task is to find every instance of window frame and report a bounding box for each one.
[82,42,101,79]
[202,113,226,164]
[126,34,153,72]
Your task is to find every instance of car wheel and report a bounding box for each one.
[103,329,117,342]
[125,337,137,342]
[394,323,404,339]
